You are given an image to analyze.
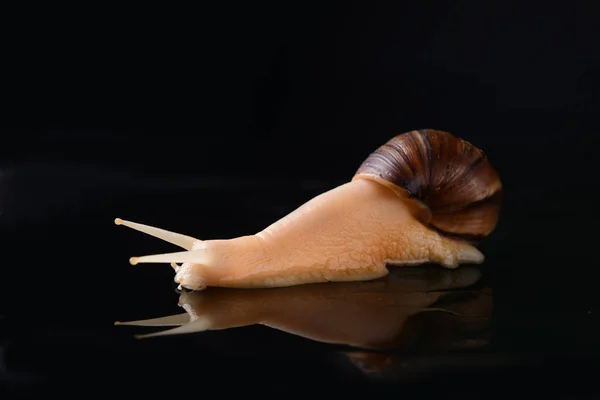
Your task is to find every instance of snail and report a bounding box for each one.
[115,129,502,291]
[115,266,492,348]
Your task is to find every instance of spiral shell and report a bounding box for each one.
[353,129,502,243]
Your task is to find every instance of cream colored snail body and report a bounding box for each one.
[115,129,502,291]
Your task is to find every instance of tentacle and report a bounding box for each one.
[134,316,213,339]
[115,218,199,250]
[114,313,190,327]
[129,249,208,265]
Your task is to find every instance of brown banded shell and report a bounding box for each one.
[353,129,502,243]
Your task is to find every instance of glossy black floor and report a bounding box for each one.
[0,156,597,397]
[1,1,598,398]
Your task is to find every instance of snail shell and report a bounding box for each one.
[353,129,503,243]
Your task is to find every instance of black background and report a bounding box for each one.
[1,1,598,397]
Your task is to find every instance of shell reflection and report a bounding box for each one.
[116,265,492,351]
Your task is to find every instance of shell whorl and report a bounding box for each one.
[353,129,503,243]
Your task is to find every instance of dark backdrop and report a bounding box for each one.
[1,1,598,397]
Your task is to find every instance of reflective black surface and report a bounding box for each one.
[0,165,598,397]
[2,1,598,397]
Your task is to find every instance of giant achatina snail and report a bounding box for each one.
[115,129,502,291]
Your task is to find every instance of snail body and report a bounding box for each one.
[116,129,502,291]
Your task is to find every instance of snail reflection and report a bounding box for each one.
[116,265,492,351]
